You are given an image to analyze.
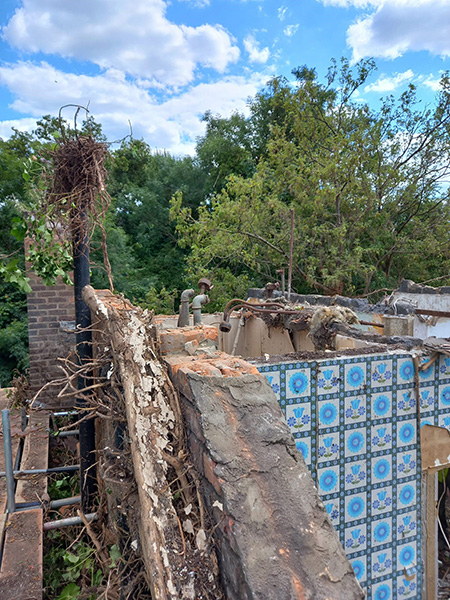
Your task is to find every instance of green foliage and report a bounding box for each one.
[138,286,178,314]
[174,58,450,299]
[48,475,80,500]
[44,533,109,600]
[106,138,206,303]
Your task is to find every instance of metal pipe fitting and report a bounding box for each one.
[192,294,210,325]
[178,288,195,327]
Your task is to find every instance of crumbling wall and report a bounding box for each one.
[163,329,364,600]
[86,290,363,600]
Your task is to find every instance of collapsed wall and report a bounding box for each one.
[85,287,363,600]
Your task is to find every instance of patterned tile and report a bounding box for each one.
[345,521,367,551]
[286,402,312,434]
[256,350,427,599]
[295,437,311,466]
[370,485,393,516]
[371,359,394,389]
[350,556,367,584]
[344,362,367,392]
[285,366,311,399]
[370,423,393,453]
[344,459,367,491]
[344,492,367,523]
[371,547,393,578]
[371,390,393,421]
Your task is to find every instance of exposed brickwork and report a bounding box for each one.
[166,351,364,600]
[159,325,219,355]
[25,246,76,407]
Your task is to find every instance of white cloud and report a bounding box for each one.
[422,75,442,92]
[2,0,239,86]
[243,34,270,63]
[317,0,450,62]
[283,24,299,37]
[365,69,414,92]
[0,117,37,139]
[278,6,288,21]
[0,61,268,155]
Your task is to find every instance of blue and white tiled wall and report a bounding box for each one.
[256,351,450,600]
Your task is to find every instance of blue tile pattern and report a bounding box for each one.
[257,352,434,599]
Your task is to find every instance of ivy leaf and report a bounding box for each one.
[56,582,80,600]
[109,544,121,567]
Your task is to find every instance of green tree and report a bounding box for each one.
[107,139,206,302]
[172,58,450,299]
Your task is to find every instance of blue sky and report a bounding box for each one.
[0,0,449,155]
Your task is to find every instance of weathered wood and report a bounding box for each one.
[83,285,198,599]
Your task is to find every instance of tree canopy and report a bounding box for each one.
[173,58,450,298]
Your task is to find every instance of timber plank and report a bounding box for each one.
[0,508,43,600]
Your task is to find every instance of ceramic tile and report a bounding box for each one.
[371,485,393,516]
[396,510,418,541]
[372,580,393,600]
[396,572,419,598]
[344,522,367,551]
[345,492,367,523]
[371,423,393,452]
[371,391,393,421]
[324,499,340,527]
[418,357,435,383]
[344,395,367,425]
[317,465,340,496]
[285,366,311,399]
[371,359,394,388]
[397,541,417,571]
[344,459,367,491]
[264,371,281,399]
[397,481,417,509]
[318,432,340,463]
[371,547,393,578]
[396,419,417,447]
[344,362,367,392]
[316,364,341,395]
[396,388,417,416]
[344,427,366,458]
[439,355,450,378]
[295,437,311,466]
[419,386,435,414]
[397,450,417,478]
[397,357,416,384]
[317,397,340,431]
[371,516,393,547]
[438,383,450,410]
[286,402,312,434]
[371,455,393,484]
[350,556,367,584]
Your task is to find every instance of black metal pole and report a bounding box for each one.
[73,205,96,511]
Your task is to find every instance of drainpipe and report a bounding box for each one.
[192,294,210,325]
[178,288,195,327]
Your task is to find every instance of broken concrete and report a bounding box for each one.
[167,351,364,600]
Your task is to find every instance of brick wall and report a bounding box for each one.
[26,249,76,407]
